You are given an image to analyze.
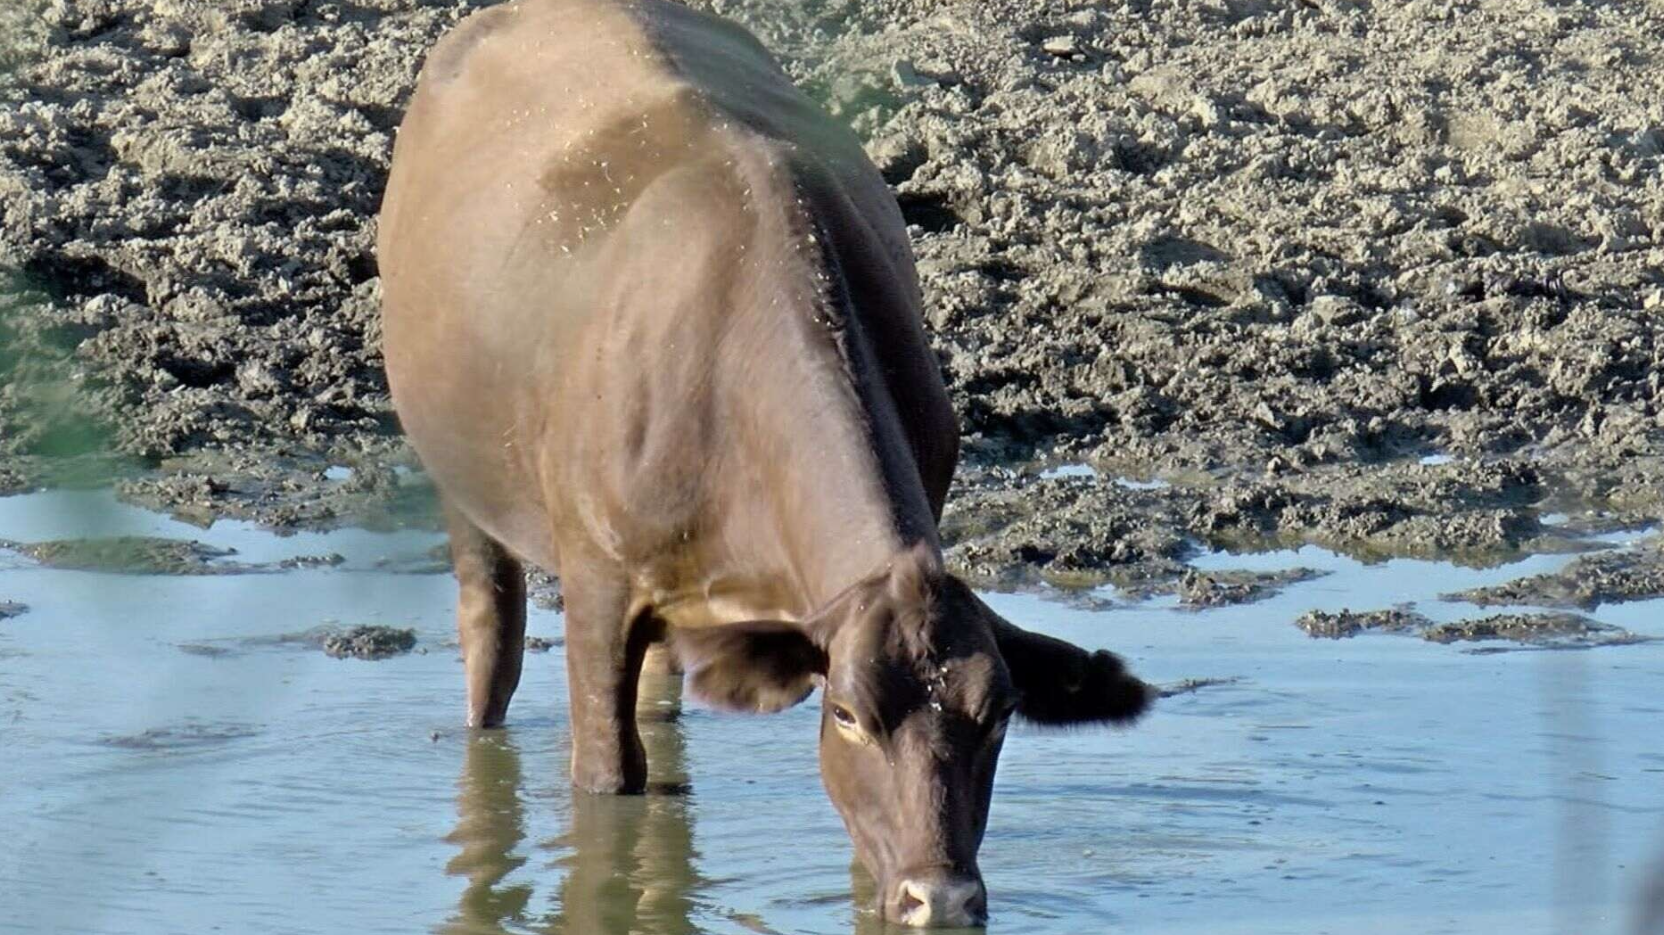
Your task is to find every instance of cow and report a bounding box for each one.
[377,0,1153,926]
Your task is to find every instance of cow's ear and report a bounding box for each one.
[673,622,828,714]
[991,616,1152,726]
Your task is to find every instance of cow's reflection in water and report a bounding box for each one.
[442,731,534,932]
[549,663,702,934]
[441,662,703,935]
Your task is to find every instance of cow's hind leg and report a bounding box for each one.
[447,505,527,728]
[561,552,658,794]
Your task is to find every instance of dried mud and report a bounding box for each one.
[3,0,1663,598]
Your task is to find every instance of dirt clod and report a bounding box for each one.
[1445,541,1664,610]
[1,536,240,574]
[1176,567,1325,608]
[1421,612,1647,650]
[320,625,416,660]
[1295,607,1430,639]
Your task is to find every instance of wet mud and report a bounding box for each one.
[1174,566,1325,607]
[1445,538,1664,609]
[522,635,561,652]
[1294,606,1429,639]
[187,622,418,659]
[320,624,416,659]
[2,0,1663,595]
[2,534,242,573]
[1420,610,1649,650]
[0,532,341,574]
[1293,604,1652,650]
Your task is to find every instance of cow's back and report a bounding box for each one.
[379,0,953,594]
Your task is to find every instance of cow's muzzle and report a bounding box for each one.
[887,868,987,928]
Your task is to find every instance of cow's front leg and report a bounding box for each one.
[561,558,655,794]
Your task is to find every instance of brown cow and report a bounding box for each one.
[378,0,1152,926]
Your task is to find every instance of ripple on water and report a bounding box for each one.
[95,721,261,752]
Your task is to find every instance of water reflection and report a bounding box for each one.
[441,667,705,935]
[548,666,704,934]
[442,732,535,933]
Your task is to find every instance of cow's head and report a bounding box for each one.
[674,543,1152,927]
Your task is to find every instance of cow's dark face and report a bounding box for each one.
[675,546,1153,928]
[813,569,1009,927]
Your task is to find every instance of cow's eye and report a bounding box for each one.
[830,703,858,728]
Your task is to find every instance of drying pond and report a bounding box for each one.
[2,490,1662,934]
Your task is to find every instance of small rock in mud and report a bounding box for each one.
[1295,607,1430,639]
[524,635,562,652]
[0,600,26,619]
[1176,567,1326,608]
[0,536,244,574]
[1422,612,1646,649]
[1445,544,1664,610]
[321,625,416,660]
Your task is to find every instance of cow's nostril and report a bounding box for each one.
[898,881,927,916]
[893,876,985,927]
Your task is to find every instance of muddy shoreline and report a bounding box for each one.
[3,0,1663,603]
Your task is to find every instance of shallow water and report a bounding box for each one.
[2,491,1662,934]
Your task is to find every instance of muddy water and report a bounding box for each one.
[3,492,1662,935]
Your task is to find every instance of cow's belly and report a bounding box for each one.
[384,295,570,572]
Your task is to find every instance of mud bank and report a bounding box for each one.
[1295,605,1650,649]
[1446,536,1664,608]
[318,623,416,659]
[1420,610,1649,649]
[0,531,344,573]
[178,621,418,659]
[3,0,1663,591]
[1295,606,1428,638]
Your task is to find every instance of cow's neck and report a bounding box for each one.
[742,313,940,617]
[723,160,944,618]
